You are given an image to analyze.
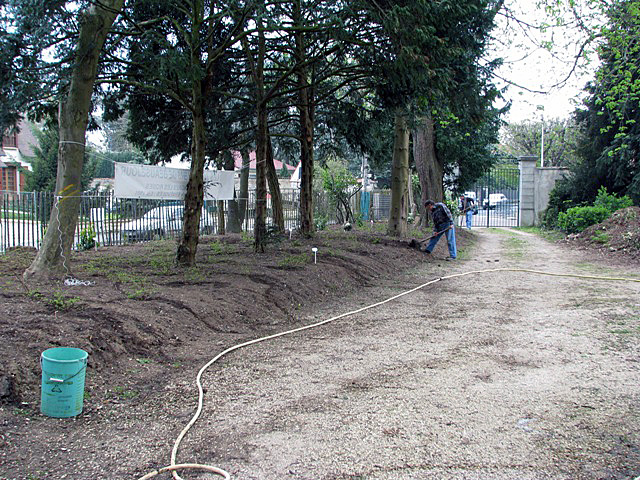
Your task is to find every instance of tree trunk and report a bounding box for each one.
[265,133,285,232]
[176,94,206,266]
[387,110,410,237]
[293,4,314,237]
[217,200,226,235]
[24,0,124,281]
[413,113,444,227]
[254,101,268,252]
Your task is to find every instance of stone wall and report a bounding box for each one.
[519,155,569,227]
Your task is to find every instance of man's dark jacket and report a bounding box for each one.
[431,202,453,227]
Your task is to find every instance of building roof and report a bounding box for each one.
[232,151,296,172]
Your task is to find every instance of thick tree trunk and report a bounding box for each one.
[217,200,226,235]
[176,98,206,266]
[254,102,268,252]
[387,110,410,237]
[413,113,444,227]
[293,5,314,237]
[297,86,314,237]
[24,0,123,281]
[265,133,285,232]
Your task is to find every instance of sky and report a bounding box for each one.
[490,0,602,123]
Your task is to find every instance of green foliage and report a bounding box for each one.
[26,124,59,192]
[278,162,291,178]
[47,292,80,311]
[593,186,633,212]
[318,157,359,224]
[26,123,98,192]
[569,0,640,204]
[78,225,97,251]
[547,185,634,231]
[557,205,610,234]
[315,215,328,231]
[499,118,584,168]
[591,230,610,245]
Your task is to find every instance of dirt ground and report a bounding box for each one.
[0,218,639,480]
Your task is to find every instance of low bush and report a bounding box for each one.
[549,186,634,233]
[557,206,610,234]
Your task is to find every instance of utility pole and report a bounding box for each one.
[537,105,545,167]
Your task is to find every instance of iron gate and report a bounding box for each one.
[463,160,520,228]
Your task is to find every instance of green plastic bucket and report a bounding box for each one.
[40,347,88,418]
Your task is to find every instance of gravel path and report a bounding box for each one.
[178,229,640,480]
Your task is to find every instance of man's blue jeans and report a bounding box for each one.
[425,222,457,258]
[465,210,473,229]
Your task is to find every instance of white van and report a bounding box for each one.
[483,193,508,209]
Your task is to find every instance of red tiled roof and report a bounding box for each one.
[232,151,295,171]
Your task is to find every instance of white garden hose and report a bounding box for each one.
[137,267,640,480]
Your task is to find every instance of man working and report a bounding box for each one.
[423,199,457,260]
[460,194,475,230]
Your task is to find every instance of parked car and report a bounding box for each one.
[121,205,215,241]
[482,193,508,209]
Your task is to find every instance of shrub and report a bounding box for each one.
[557,205,610,234]
[593,186,633,213]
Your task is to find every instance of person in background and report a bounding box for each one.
[460,194,475,230]
[423,199,456,260]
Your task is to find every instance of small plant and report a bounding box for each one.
[209,240,225,255]
[27,290,43,300]
[315,215,328,231]
[136,358,152,364]
[126,287,155,300]
[78,224,97,251]
[113,386,139,399]
[185,267,205,283]
[150,257,172,275]
[591,230,610,245]
[37,291,80,310]
[240,231,252,244]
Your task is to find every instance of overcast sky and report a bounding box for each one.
[490,0,602,123]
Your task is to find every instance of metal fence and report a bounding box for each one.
[0,189,392,253]
[466,163,521,228]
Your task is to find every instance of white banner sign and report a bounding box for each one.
[114,163,235,200]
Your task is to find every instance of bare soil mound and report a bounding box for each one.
[563,206,640,265]
[0,224,464,408]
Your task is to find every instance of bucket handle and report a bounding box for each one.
[41,357,87,384]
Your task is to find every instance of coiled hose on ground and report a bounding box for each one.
[137,267,640,480]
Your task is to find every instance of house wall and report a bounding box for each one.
[1,120,37,192]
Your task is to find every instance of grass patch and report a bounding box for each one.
[112,386,139,400]
[502,235,527,258]
[516,226,566,242]
[277,253,309,268]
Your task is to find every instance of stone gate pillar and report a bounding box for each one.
[519,155,537,227]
